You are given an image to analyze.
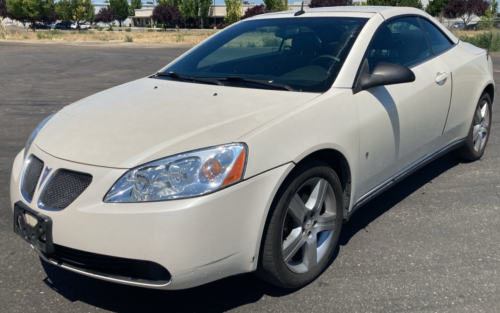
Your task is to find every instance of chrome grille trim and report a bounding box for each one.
[21,155,44,203]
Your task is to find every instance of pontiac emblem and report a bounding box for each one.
[39,166,52,189]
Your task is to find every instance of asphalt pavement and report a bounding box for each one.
[0,41,499,313]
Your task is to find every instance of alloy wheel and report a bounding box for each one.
[281,178,337,274]
[473,100,490,152]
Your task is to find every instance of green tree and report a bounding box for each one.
[7,0,54,31]
[23,0,54,30]
[180,0,198,27]
[366,0,423,8]
[109,0,129,26]
[263,0,288,11]
[478,8,494,29]
[56,0,94,29]
[6,0,27,27]
[130,0,141,15]
[492,0,498,14]
[224,0,241,24]
[199,0,211,28]
[426,0,451,16]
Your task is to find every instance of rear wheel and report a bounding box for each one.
[256,162,343,288]
[453,93,492,161]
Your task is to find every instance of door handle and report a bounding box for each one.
[435,72,448,85]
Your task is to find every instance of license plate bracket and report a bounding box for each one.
[13,203,54,254]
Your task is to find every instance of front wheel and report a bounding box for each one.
[453,93,492,161]
[256,162,343,289]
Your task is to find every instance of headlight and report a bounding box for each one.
[24,114,55,159]
[104,143,247,202]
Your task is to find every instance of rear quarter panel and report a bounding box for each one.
[441,43,495,141]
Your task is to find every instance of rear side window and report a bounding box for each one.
[419,18,453,54]
[366,17,431,71]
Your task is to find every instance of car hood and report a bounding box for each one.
[35,78,319,168]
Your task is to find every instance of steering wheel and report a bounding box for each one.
[309,55,340,67]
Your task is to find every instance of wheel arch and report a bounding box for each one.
[484,83,495,103]
[293,149,352,219]
[253,148,352,272]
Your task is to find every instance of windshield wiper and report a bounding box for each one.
[155,72,297,92]
[155,72,223,86]
[220,76,298,92]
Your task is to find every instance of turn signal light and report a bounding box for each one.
[222,149,246,186]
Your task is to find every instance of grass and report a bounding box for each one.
[456,30,500,52]
[0,27,218,45]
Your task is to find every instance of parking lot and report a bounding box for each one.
[1,41,499,312]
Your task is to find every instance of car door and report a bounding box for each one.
[353,17,452,200]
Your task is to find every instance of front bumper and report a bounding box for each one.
[10,144,293,289]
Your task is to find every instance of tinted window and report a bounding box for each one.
[367,17,431,71]
[162,17,367,93]
[419,18,453,54]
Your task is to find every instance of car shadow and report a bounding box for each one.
[338,153,460,246]
[40,153,460,313]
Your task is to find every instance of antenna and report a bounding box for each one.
[294,1,305,16]
[487,32,493,60]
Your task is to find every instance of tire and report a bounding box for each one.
[255,161,343,289]
[453,93,493,161]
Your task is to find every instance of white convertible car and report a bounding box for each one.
[11,6,494,289]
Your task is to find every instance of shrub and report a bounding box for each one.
[174,33,183,42]
[151,4,184,31]
[124,35,133,42]
[459,31,500,52]
[125,28,131,32]
[147,29,154,32]
[118,29,123,31]
[216,22,226,29]
[107,27,113,31]
[36,32,54,40]
[97,27,104,31]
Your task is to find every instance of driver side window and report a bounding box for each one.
[367,17,431,72]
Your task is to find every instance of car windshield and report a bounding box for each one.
[159,17,368,93]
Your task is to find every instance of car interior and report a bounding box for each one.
[366,18,432,71]
[191,21,366,92]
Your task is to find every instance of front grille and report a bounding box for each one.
[45,244,171,284]
[39,170,92,209]
[21,155,44,202]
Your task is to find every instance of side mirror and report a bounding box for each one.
[353,59,415,94]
